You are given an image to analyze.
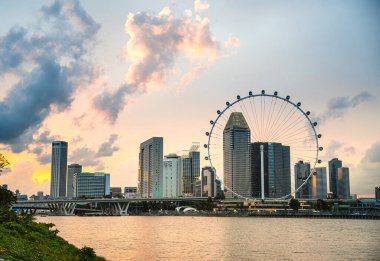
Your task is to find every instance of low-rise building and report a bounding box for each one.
[73,172,110,198]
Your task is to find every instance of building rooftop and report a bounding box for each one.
[224,112,250,131]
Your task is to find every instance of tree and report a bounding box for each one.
[0,186,17,208]
[289,198,300,211]
[77,246,96,260]
[0,153,10,176]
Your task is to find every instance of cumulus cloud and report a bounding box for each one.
[93,5,220,122]
[179,64,207,89]
[34,130,59,144]
[70,147,104,168]
[362,142,380,164]
[351,141,380,194]
[93,85,136,123]
[322,140,358,161]
[194,0,210,12]
[224,36,240,48]
[0,0,99,151]
[322,140,343,160]
[317,91,373,123]
[69,134,119,169]
[96,134,119,157]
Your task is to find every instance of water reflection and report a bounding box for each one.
[37,216,380,261]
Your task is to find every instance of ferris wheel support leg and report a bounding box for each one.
[260,144,265,200]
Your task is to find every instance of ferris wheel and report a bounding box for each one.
[204,90,322,200]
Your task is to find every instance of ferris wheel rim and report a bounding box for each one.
[206,91,321,200]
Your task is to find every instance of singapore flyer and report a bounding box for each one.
[204,90,323,200]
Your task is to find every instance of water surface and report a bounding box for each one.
[37,216,380,261]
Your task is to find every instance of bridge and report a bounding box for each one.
[12,197,209,216]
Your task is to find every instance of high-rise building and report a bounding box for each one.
[328,158,342,197]
[138,137,163,198]
[67,163,82,198]
[163,153,182,197]
[312,167,327,199]
[73,172,110,198]
[182,144,200,196]
[337,167,350,199]
[251,142,291,198]
[223,112,251,198]
[201,166,217,197]
[50,141,68,198]
[294,161,311,199]
[375,187,380,202]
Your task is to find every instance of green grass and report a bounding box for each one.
[0,207,106,261]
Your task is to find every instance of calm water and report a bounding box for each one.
[37,216,380,261]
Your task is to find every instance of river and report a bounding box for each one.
[37,216,380,261]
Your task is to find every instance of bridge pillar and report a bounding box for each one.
[47,202,77,215]
[100,202,129,216]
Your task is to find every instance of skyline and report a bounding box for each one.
[0,0,380,196]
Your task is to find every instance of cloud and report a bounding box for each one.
[96,134,119,157]
[179,64,207,88]
[351,141,380,194]
[317,91,373,123]
[0,0,99,150]
[0,58,73,141]
[224,36,240,48]
[93,5,220,122]
[194,0,210,12]
[70,147,103,168]
[34,130,59,144]
[322,140,343,160]
[362,141,380,164]
[69,134,119,169]
[93,85,136,123]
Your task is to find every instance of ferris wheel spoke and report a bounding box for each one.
[270,121,309,143]
[263,96,276,141]
[279,126,314,142]
[265,99,287,141]
[267,104,297,141]
[240,99,260,141]
[272,113,306,141]
[250,97,261,140]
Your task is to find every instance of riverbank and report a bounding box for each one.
[66,210,380,219]
[0,207,106,261]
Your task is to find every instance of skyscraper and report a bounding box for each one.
[223,112,251,198]
[375,187,380,202]
[182,144,200,196]
[294,161,311,199]
[67,163,82,198]
[251,142,291,198]
[328,158,342,197]
[337,167,350,199]
[163,153,182,198]
[312,167,327,199]
[50,141,68,198]
[138,137,163,198]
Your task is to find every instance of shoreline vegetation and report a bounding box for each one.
[0,187,106,261]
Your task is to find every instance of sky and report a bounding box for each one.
[0,0,379,196]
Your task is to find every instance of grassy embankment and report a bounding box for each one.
[0,206,106,261]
